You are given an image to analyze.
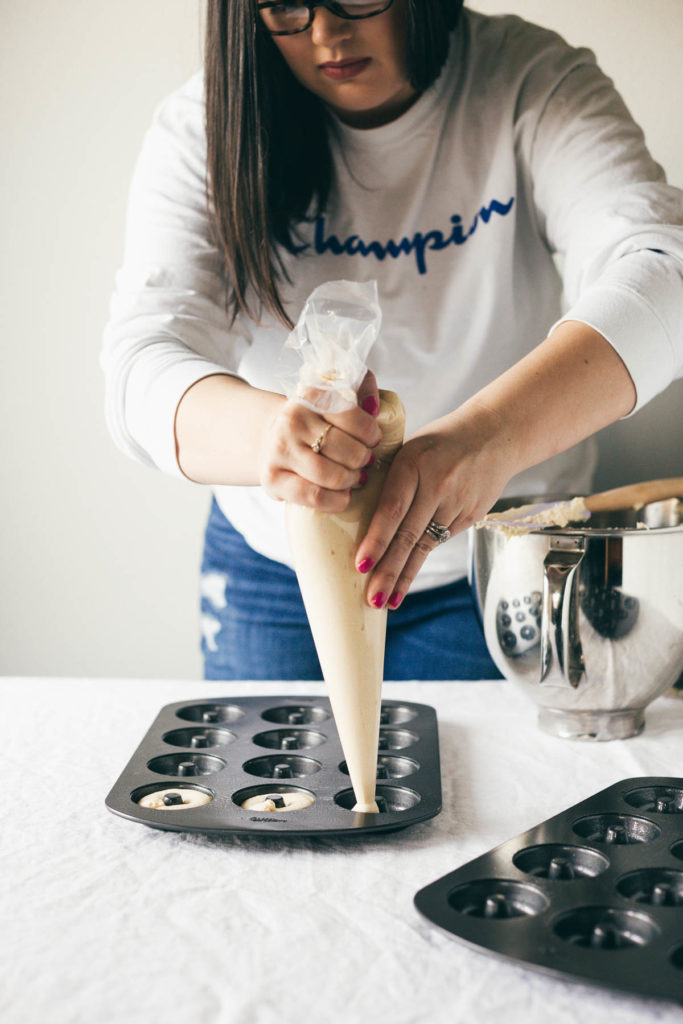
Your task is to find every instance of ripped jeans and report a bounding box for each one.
[200,498,502,681]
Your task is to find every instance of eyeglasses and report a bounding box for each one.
[258,1,395,36]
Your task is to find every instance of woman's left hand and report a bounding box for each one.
[354,400,516,609]
[355,321,639,610]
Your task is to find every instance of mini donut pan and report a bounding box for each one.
[414,777,683,1004]
[105,696,441,837]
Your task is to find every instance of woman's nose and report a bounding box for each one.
[310,6,354,46]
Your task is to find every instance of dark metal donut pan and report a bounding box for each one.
[415,777,683,1004]
[106,696,441,837]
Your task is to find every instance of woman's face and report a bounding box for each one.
[264,1,418,129]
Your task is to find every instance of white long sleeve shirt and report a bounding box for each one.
[102,11,683,591]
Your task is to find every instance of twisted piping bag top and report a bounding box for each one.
[283,279,382,416]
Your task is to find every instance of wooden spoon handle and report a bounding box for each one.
[585,477,683,512]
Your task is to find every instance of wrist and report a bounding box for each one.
[444,394,523,480]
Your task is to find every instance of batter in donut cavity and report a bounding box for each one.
[138,788,213,809]
[240,791,315,812]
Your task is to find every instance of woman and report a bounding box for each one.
[102,1,683,680]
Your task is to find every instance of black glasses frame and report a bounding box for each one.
[257,1,395,36]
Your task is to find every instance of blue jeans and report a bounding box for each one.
[200,498,502,681]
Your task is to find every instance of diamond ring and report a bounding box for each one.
[311,424,332,454]
[424,520,451,544]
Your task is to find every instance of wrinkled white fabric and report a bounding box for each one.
[2,677,682,1024]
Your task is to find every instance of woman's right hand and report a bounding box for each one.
[259,371,382,511]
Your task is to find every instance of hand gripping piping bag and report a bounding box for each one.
[283,280,405,813]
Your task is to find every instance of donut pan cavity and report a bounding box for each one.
[106,696,441,837]
[414,777,683,1004]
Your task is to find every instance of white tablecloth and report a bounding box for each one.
[2,678,682,1024]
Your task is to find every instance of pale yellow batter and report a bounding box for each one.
[240,791,315,812]
[480,496,589,534]
[138,787,212,810]
[286,391,405,814]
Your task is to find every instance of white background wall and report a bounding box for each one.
[2,1,682,679]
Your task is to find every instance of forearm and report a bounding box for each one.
[459,320,637,479]
[174,374,285,485]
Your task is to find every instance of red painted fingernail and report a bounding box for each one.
[388,591,403,609]
[358,470,368,486]
[371,592,387,609]
[364,452,375,468]
[357,557,375,574]
[362,395,379,416]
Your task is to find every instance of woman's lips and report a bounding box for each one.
[319,57,371,81]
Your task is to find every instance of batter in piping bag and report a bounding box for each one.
[284,281,405,813]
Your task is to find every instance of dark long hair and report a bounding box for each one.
[205,1,464,326]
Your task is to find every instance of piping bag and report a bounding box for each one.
[283,281,405,813]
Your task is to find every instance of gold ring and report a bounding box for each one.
[311,424,332,454]
[424,520,451,544]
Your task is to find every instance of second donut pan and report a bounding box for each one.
[414,777,683,1004]
[105,695,441,837]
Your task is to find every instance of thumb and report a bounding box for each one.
[357,370,380,416]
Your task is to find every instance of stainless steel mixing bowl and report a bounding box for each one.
[469,496,683,740]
